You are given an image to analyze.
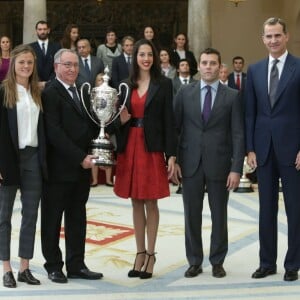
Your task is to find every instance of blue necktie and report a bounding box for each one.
[84,58,91,78]
[202,85,212,123]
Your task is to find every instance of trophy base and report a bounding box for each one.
[90,138,115,166]
[234,178,254,193]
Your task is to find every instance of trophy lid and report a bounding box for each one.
[103,66,110,85]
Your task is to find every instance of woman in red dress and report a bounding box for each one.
[113,39,177,279]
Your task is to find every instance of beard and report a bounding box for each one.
[37,33,48,40]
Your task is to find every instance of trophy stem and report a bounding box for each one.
[99,123,106,139]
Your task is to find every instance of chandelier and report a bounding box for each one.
[228,0,246,7]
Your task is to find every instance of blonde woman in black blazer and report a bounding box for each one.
[0,44,47,288]
[112,39,177,279]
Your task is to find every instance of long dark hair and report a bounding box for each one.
[128,39,162,89]
[60,24,79,49]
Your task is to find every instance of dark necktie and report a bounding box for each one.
[41,42,46,55]
[127,56,131,71]
[202,85,212,123]
[183,79,188,84]
[68,86,82,112]
[236,73,241,90]
[84,58,91,78]
[269,59,279,108]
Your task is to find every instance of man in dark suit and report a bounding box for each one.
[111,36,134,88]
[173,48,244,279]
[228,56,247,91]
[172,59,196,96]
[246,17,300,282]
[76,38,104,88]
[41,49,102,283]
[29,20,61,89]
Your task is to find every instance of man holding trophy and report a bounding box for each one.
[41,49,102,283]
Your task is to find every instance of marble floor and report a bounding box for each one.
[1,184,300,300]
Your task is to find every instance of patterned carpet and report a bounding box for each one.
[1,184,300,300]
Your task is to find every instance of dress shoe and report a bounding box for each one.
[3,271,16,288]
[184,265,203,278]
[284,270,298,281]
[67,268,103,280]
[105,183,114,187]
[212,264,226,278]
[252,267,276,279]
[176,185,182,194]
[48,271,68,283]
[18,269,40,285]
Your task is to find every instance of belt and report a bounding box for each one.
[130,118,144,127]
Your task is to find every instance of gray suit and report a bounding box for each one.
[76,55,104,88]
[174,81,244,266]
[172,76,196,96]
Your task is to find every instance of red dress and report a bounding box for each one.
[114,89,170,200]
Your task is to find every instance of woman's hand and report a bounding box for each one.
[167,156,176,180]
[120,106,131,125]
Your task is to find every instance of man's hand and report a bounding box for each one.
[171,163,182,185]
[247,151,257,169]
[81,155,97,169]
[226,172,240,191]
[295,151,300,171]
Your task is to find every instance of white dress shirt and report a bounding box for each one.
[16,84,39,149]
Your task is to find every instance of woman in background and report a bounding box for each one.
[60,24,80,51]
[0,36,12,83]
[171,33,198,77]
[113,39,177,279]
[159,48,176,79]
[0,44,47,288]
[96,27,122,76]
[142,25,161,51]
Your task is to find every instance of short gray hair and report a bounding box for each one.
[54,48,77,63]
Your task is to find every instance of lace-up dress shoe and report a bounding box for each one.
[284,270,298,281]
[18,269,40,285]
[252,267,276,279]
[3,271,16,288]
[184,265,203,278]
[48,271,68,283]
[212,265,226,278]
[67,268,103,280]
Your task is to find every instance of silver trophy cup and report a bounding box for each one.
[80,67,129,166]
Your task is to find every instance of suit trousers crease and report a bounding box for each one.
[182,162,229,267]
[257,144,300,270]
[0,149,42,260]
[41,177,90,273]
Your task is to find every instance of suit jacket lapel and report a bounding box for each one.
[145,81,159,108]
[54,79,83,116]
[190,82,203,126]
[7,107,19,152]
[274,54,295,105]
[207,83,226,123]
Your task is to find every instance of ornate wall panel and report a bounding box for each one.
[0,0,187,49]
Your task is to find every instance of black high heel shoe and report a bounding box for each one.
[140,252,156,279]
[128,251,146,278]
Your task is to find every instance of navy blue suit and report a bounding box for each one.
[111,54,130,89]
[30,41,61,82]
[246,53,300,271]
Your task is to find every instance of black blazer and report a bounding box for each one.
[0,87,47,185]
[112,76,177,157]
[42,79,98,182]
[30,41,61,81]
[171,49,198,77]
[111,54,130,89]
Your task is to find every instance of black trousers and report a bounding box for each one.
[41,175,90,273]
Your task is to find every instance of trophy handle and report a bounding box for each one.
[105,82,129,126]
[80,82,100,126]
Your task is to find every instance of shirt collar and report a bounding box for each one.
[200,79,219,91]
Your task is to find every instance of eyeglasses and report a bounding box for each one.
[56,62,79,69]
